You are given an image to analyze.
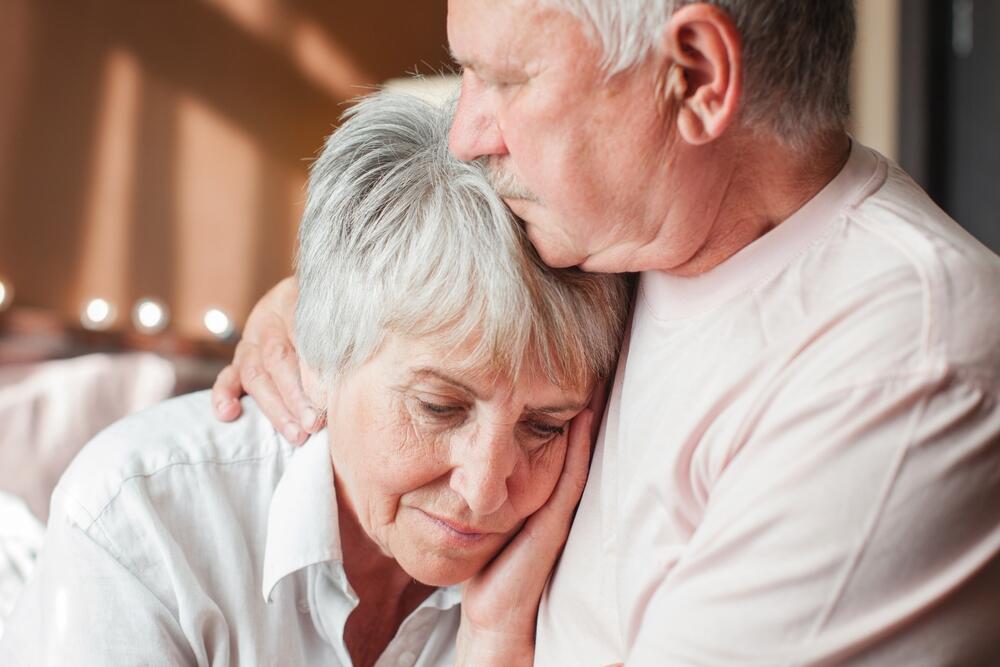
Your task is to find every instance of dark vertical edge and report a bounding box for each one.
[898,0,952,210]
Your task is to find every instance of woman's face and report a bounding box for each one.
[324,333,592,586]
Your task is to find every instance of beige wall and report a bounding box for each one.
[0,0,449,342]
[0,2,905,343]
[851,0,901,161]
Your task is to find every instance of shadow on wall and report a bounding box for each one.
[0,0,451,340]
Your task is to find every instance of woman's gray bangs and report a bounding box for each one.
[295,90,628,388]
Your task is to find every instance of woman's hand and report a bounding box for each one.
[456,409,595,667]
[210,276,322,444]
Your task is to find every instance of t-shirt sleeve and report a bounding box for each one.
[626,372,1000,665]
[0,507,195,666]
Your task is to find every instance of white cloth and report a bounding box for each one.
[0,352,176,522]
[0,391,461,667]
[0,492,44,642]
[537,142,1000,666]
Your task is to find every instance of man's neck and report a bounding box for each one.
[668,131,851,278]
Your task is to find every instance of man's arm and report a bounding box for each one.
[0,511,194,665]
[211,276,321,444]
[626,372,1000,665]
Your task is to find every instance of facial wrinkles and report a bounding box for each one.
[407,382,561,525]
[458,3,554,206]
[363,398,425,554]
[575,65,686,270]
[393,387,498,519]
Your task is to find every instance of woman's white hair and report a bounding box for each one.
[295,91,629,388]
[543,0,856,150]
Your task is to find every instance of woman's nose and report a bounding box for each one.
[448,73,508,163]
[449,428,517,516]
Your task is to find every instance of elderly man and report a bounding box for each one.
[215,1,1000,664]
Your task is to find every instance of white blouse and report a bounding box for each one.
[0,392,461,666]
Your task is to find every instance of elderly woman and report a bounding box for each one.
[0,92,628,666]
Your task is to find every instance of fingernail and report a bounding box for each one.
[217,398,233,413]
[283,422,302,443]
[300,408,318,430]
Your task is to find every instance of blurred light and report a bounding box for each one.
[203,308,234,339]
[81,298,116,330]
[0,278,11,312]
[132,298,169,334]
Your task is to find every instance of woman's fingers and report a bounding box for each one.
[526,408,593,539]
[486,408,593,595]
[457,409,597,648]
[551,408,594,514]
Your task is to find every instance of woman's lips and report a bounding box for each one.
[417,509,493,545]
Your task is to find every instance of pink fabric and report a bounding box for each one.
[0,353,175,521]
[537,142,1000,665]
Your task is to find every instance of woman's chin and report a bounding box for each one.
[398,553,485,588]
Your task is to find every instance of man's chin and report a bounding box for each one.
[527,231,583,269]
[505,201,584,268]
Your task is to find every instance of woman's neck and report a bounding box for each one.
[334,474,436,667]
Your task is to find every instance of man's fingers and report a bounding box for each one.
[262,338,323,433]
[211,365,245,421]
[239,349,307,445]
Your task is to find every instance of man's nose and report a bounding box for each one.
[448,74,508,162]
[449,427,517,516]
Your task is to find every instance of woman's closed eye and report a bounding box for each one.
[522,420,566,441]
[416,398,464,419]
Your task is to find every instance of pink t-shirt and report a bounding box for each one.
[537,141,1000,665]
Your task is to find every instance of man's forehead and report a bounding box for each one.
[447,0,544,67]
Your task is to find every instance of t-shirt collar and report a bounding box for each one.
[640,138,885,322]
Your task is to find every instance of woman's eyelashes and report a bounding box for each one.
[410,396,567,445]
[522,420,565,441]
[416,398,464,419]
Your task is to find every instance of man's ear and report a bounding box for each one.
[659,3,742,145]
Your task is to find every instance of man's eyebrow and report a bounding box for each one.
[448,48,490,74]
[448,46,471,67]
[410,367,482,399]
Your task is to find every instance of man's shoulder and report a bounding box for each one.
[787,152,1000,383]
[841,157,1000,371]
[53,391,290,530]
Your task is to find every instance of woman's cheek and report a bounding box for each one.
[511,438,568,518]
[370,405,450,498]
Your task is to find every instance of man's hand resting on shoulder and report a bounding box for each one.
[211,276,322,444]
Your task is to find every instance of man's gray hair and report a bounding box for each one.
[295,91,629,388]
[544,0,856,149]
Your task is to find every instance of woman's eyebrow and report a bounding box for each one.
[409,367,481,399]
[408,368,586,414]
[523,403,586,417]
